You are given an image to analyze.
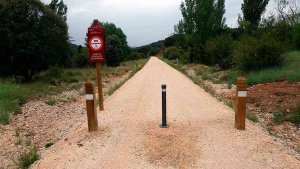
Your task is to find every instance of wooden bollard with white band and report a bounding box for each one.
[235,77,248,130]
[85,81,98,132]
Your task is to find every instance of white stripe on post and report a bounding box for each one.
[86,94,94,100]
[238,91,247,97]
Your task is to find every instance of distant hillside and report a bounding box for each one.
[133,40,164,56]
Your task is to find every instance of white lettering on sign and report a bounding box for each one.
[238,91,247,97]
[86,94,94,100]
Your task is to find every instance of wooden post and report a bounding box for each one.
[235,77,248,130]
[96,63,104,111]
[85,81,98,132]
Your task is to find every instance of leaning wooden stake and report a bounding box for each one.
[85,81,98,132]
[96,63,104,111]
[235,77,248,130]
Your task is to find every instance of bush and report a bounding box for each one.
[0,0,70,81]
[17,148,39,169]
[106,35,123,67]
[72,48,91,68]
[127,52,146,60]
[292,23,300,49]
[204,34,235,69]
[234,35,283,72]
[163,46,182,60]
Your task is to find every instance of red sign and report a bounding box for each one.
[88,20,106,63]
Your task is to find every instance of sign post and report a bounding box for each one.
[235,77,248,130]
[88,19,106,111]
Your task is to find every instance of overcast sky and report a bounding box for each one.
[41,0,276,47]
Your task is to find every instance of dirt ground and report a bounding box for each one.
[28,57,299,169]
[0,74,129,169]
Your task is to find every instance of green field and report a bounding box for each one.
[226,51,300,85]
[0,59,148,125]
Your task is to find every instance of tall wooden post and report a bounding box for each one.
[85,81,98,132]
[235,77,248,130]
[96,63,104,111]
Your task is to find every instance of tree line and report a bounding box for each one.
[165,0,300,72]
[0,0,145,81]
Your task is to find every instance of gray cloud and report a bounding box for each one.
[42,0,276,47]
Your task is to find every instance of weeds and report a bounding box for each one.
[17,148,39,169]
[45,99,57,106]
[44,142,54,148]
[272,112,286,124]
[247,114,259,123]
[0,59,148,125]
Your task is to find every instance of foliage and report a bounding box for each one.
[72,47,91,68]
[204,34,235,69]
[89,21,130,60]
[17,148,39,169]
[0,0,70,81]
[127,52,146,60]
[163,47,182,60]
[272,112,286,124]
[247,114,259,123]
[134,40,164,57]
[47,0,68,21]
[0,83,26,124]
[287,103,300,125]
[224,50,300,86]
[177,0,226,42]
[106,35,123,67]
[292,23,300,48]
[241,0,270,31]
[234,35,283,72]
[0,59,148,125]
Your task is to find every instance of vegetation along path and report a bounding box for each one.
[33,57,299,169]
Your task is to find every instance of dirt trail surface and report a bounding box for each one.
[33,57,299,169]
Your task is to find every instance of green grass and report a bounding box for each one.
[247,114,259,123]
[225,51,300,85]
[17,148,39,169]
[44,142,54,148]
[272,112,286,124]
[0,59,149,125]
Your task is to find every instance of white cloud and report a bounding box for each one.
[41,0,277,47]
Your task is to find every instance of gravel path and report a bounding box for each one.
[33,57,300,169]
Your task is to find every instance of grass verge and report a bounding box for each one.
[0,59,149,125]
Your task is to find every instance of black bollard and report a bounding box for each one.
[161,84,168,128]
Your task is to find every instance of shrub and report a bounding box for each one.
[292,23,300,49]
[287,103,300,125]
[128,52,146,60]
[204,34,235,69]
[234,35,283,72]
[272,112,286,124]
[17,148,39,169]
[0,0,70,81]
[72,48,91,68]
[163,46,183,60]
[106,35,123,67]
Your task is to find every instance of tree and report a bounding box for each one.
[175,0,226,63]
[48,0,68,21]
[241,0,269,30]
[106,35,123,67]
[0,0,70,81]
[276,0,300,26]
